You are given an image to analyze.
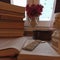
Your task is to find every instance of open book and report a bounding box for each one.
[0,37,27,57]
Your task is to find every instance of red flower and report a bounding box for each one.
[26,4,43,18]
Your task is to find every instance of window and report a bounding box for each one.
[11,0,56,27]
[11,0,27,7]
[39,0,56,21]
[11,0,27,20]
[11,0,56,21]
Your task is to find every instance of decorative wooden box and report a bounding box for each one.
[0,2,25,37]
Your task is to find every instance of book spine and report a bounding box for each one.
[0,13,24,21]
[0,21,24,29]
[0,29,24,37]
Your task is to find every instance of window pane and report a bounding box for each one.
[39,0,55,21]
[11,0,27,7]
[11,0,27,20]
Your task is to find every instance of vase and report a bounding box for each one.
[29,17,38,27]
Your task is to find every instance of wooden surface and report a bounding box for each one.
[0,58,16,60]
[24,31,33,36]
[18,54,60,60]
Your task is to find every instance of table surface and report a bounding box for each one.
[20,40,60,56]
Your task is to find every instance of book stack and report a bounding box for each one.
[52,30,60,54]
[53,13,60,29]
[0,2,25,37]
[51,13,60,54]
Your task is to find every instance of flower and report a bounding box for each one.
[26,4,43,19]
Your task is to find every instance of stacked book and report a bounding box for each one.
[52,13,60,54]
[0,2,25,37]
[52,30,60,54]
[53,13,60,29]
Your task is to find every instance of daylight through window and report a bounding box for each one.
[11,0,55,21]
[39,0,55,21]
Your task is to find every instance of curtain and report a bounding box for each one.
[55,0,60,13]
